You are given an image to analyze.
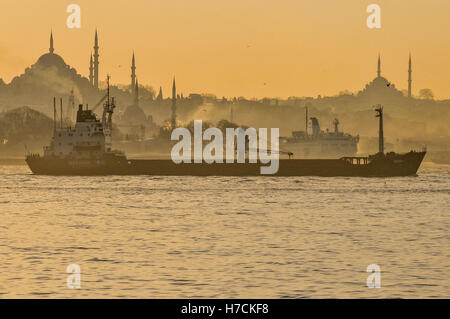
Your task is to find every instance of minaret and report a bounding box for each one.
[134,78,139,106]
[157,86,163,101]
[89,54,94,86]
[93,29,99,89]
[49,31,54,54]
[131,52,136,94]
[377,54,381,78]
[408,53,412,98]
[171,77,177,129]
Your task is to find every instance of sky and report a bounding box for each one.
[1,0,450,99]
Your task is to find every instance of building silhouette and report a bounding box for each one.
[357,54,409,99]
[3,32,98,105]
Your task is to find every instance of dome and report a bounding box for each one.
[372,76,390,86]
[358,76,403,98]
[35,53,68,69]
[123,104,147,125]
[364,76,397,91]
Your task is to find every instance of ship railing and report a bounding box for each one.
[340,156,369,165]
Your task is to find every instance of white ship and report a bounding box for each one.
[280,109,359,158]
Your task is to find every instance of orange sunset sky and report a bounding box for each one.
[1,0,450,99]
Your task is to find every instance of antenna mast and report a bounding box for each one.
[106,75,115,130]
[375,105,384,154]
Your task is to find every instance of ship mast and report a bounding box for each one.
[375,105,384,154]
[108,96,115,129]
[102,75,111,129]
[99,75,115,152]
[106,75,115,130]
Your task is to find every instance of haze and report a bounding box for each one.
[1,0,450,99]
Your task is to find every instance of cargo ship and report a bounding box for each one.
[26,80,425,177]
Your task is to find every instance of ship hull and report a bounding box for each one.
[26,151,426,177]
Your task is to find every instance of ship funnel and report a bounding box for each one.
[333,118,339,134]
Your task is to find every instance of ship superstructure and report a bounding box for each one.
[280,108,359,158]
[31,76,127,171]
[46,104,108,158]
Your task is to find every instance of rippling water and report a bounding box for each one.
[0,163,448,298]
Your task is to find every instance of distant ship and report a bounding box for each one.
[26,81,425,177]
[280,108,359,158]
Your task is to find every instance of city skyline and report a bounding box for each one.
[1,0,450,99]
